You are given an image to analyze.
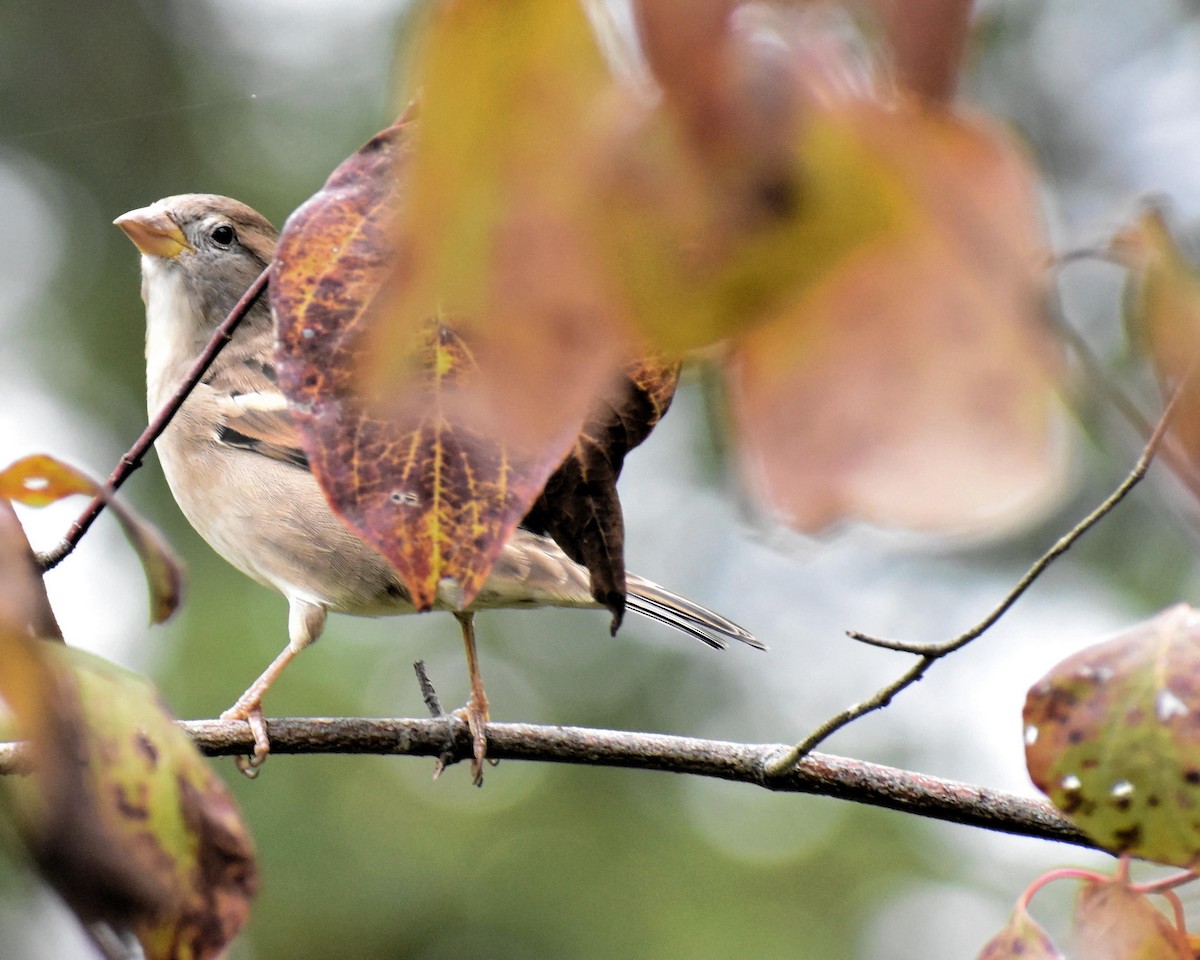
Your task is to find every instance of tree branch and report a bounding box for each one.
[36,267,270,572]
[0,716,1095,850]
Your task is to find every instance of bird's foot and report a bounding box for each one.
[220,701,271,778]
[452,686,492,787]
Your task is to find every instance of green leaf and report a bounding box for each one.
[2,643,257,959]
[1025,604,1200,866]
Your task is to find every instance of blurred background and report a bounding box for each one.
[3,0,1200,956]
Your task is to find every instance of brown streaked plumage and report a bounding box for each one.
[115,194,761,780]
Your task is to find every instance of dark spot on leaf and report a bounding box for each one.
[134,731,159,770]
[113,783,149,821]
[1112,825,1142,850]
[755,174,799,219]
[1147,794,1160,807]
[1185,769,1200,785]
[1081,756,1098,769]
[1067,729,1084,744]
[175,775,258,957]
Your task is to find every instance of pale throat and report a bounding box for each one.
[142,255,204,413]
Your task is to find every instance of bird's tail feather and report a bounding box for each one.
[625,574,764,651]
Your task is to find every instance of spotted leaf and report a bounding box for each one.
[1024,604,1200,866]
[0,506,256,958]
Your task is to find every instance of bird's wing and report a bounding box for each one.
[212,385,310,470]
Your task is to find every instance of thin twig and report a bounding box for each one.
[37,267,270,572]
[413,661,443,716]
[0,716,1095,850]
[856,369,1183,659]
[413,660,457,778]
[765,378,1186,777]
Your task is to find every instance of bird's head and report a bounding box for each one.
[115,194,278,323]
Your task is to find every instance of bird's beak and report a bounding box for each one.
[113,206,194,259]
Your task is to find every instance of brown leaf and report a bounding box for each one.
[1074,879,1190,960]
[522,357,680,627]
[728,101,1062,533]
[272,122,579,609]
[0,499,61,640]
[0,454,184,624]
[1024,604,1200,867]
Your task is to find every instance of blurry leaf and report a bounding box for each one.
[522,357,680,627]
[371,0,633,449]
[1074,879,1189,960]
[976,907,1063,959]
[2,644,257,958]
[1024,604,1200,866]
[1112,205,1200,478]
[0,453,184,624]
[0,514,166,926]
[274,123,576,609]
[597,5,906,352]
[868,0,973,103]
[0,499,61,640]
[0,470,252,955]
[273,73,637,610]
[728,103,1061,533]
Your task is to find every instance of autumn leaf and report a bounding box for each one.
[2,644,258,959]
[976,907,1063,960]
[866,0,974,103]
[728,101,1061,533]
[0,490,255,957]
[273,119,582,609]
[595,5,907,353]
[0,453,184,624]
[369,0,634,450]
[1074,879,1190,960]
[1024,604,1200,867]
[522,357,680,627]
[0,499,60,640]
[1112,205,1200,482]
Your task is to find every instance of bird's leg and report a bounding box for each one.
[453,611,490,786]
[221,598,326,776]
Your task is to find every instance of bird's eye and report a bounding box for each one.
[211,224,236,246]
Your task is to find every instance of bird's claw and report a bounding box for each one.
[453,692,491,787]
[221,703,270,778]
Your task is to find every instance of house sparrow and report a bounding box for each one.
[115,194,761,780]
